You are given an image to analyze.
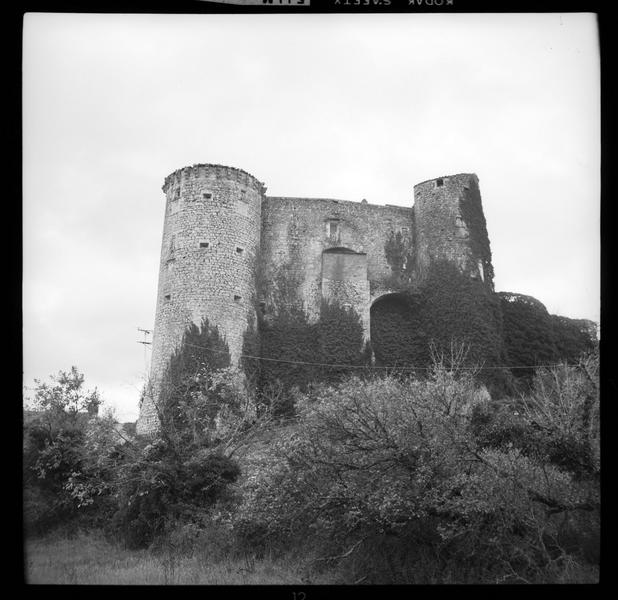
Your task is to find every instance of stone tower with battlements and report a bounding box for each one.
[137,165,493,435]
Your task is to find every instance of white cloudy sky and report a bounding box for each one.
[23,12,600,422]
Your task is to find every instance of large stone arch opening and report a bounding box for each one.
[370,292,419,366]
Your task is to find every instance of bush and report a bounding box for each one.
[23,368,113,536]
[236,357,600,583]
[108,319,247,550]
[499,293,598,389]
[108,440,241,550]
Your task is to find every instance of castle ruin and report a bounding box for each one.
[136,163,494,434]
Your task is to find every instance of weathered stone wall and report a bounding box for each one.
[321,250,371,338]
[137,166,494,434]
[136,164,265,435]
[413,173,491,286]
[259,196,414,328]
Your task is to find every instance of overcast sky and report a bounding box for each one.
[23,12,600,422]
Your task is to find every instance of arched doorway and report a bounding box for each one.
[370,293,420,366]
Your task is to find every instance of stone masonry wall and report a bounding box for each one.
[137,164,265,434]
[321,251,371,337]
[259,196,414,332]
[413,173,489,285]
[137,166,493,435]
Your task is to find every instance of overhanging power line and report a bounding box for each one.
[180,341,582,372]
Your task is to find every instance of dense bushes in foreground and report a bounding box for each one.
[24,320,250,549]
[24,344,600,583]
[235,356,600,583]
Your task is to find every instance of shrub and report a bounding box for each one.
[23,368,112,536]
[499,292,598,389]
[237,357,600,583]
[108,319,247,550]
[108,441,240,550]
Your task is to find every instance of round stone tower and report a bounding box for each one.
[412,173,494,289]
[137,163,265,434]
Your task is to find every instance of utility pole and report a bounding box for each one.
[137,327,152,377]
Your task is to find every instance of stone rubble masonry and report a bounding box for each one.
[136,166,492,435]
[322,251,370,338]
[137,164,265,434]
[414,173,490,286]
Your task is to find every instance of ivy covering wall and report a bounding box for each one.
[383,230,415,287]
[499,292,597,386]
[458,179,495,287]
[498,292,558,383]
[242,269,596,411]
[370,260,509,393]
[416,261,504,367]
[157,318,231,442]
[243,300,369,416]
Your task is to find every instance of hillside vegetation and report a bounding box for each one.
[24,308,599,584]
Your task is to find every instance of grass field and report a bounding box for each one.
[24,530,599,585]
[24,531,330,585]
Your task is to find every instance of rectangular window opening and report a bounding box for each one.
[200,242,210,248]
[164,294,171,301]
[203,192,212,200]
[436,178,444,187]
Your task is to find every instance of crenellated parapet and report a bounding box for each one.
[162,163,267,195]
